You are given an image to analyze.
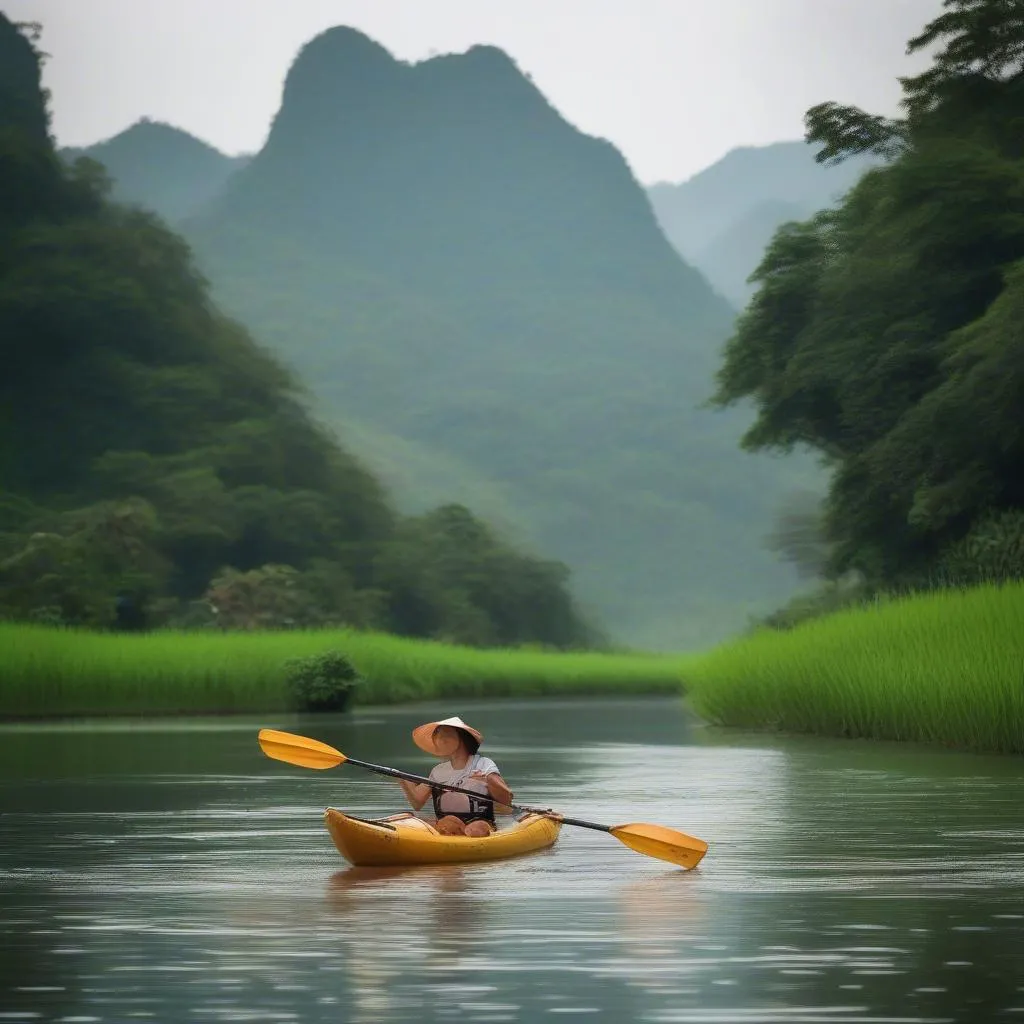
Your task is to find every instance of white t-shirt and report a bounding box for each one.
[428,754,500,816]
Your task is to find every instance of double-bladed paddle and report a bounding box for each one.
[258,727,708,870]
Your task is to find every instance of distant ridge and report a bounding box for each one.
[648,140,878,306]
[62,119,251,222]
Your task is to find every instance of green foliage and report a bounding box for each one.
[205,564,316,630]
[201,563,380,631]
[0,14,596,651]
[0,19,49,145]
[374,503,598,648]
[806,0,1024,166]
[0,498,167,627]
[284,648,362,712]
[686,581,1024,754]
[803,102,906,166]
[937,509,1024,584]
[0,622,687,718]
[715,0,1024,594]
[900,0,1024,120]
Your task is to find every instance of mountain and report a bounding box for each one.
[174,26,813,649]
[692,198,807,307]
[0,14,594,649]
[648,141,878,306]
[62,119,250,222]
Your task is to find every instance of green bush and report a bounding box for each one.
[284,649,362,712]
[937,510,1024,586]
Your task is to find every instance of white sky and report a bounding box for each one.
[5,0,941,184]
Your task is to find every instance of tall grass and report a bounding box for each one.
[7,584,1022,753]
[684,581,1024,754]
[0,623,688,718]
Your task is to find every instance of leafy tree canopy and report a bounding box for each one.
[716,0,1024,592]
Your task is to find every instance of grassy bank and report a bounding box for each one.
[684,581,1024,754]
[0,623,688,718]
[8,583,1022,750]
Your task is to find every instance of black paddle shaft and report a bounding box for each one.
[344,754,613,834]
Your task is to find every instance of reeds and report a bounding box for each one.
[683,582,1024,754]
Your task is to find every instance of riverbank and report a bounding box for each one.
[683,581,1024,755]
[8,583,1022,752]
[0,623,687,718]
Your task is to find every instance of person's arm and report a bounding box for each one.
[468,769,513,807]
[398,778,432,810]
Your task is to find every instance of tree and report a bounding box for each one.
[806,0,1024,166]
[0,498,167,626]
[714,0,1024,592]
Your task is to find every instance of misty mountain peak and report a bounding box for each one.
[83,118,229,159]
[63,118,249,223]
[283,25,403,100]
[429,41,526,80]
[276,27,551,142]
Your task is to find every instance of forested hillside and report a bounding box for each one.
[172,27,813,647]
[714,0,1024,605]
[0,15,596,650]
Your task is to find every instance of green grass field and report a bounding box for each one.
[0,623,687,718]
[683,581,1024,754]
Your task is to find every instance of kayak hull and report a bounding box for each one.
[323,808,562,867]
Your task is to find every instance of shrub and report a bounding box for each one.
[284,649,362,712]
[937,510,1024,586]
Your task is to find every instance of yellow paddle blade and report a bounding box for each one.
[258,728,347,770]
[610,822,708,870]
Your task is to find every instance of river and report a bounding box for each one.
[2,697,1022,1022]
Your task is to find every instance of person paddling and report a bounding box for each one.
[397,716,513,837]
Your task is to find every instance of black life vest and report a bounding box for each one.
[430,755,496,824]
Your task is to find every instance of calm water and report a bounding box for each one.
[2,697,1023,1023]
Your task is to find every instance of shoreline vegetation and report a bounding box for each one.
[0,622,685,719]
[684,581,1024,756]
[4,582,1022,756]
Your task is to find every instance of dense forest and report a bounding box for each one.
[0,15,598,649]
[714,0,1024,618]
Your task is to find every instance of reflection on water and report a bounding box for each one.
[1,697,1023,1022]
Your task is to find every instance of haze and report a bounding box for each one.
[4,0,939,183]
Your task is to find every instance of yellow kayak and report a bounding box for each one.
[323,808,562,867]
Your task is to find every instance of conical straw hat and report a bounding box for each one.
[412,716,484,756]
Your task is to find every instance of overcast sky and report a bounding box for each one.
[5,0,941,184]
